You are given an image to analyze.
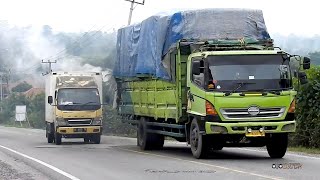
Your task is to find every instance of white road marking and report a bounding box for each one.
[0,145,80,180]
[235,148,320,160]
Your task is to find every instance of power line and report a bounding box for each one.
[42,24,97,61]
[11,63,41,73]
[51,26,114,62]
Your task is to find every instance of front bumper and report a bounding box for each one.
[205,121,296,134]
[57,126,101,134]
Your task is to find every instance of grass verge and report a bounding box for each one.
[288,146,320,154]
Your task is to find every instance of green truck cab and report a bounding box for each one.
[116,39,310,158]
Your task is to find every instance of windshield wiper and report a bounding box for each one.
[249,89,281,96]
[225,82,256,96]
[226,88,283,96]
[72,102,100,106]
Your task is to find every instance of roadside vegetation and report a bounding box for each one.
[290,66,320,149]
[288,146,320,155]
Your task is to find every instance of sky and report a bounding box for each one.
[0,0,319,36]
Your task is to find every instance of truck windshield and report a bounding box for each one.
[207,54,292,92]
[57,88,101,111]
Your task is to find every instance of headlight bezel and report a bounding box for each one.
[92,117,103,125]
[55,117,68,126]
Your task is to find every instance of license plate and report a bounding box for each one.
[245,130,265,137]
[74,128,87,132]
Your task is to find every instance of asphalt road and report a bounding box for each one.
[0,126,319,180]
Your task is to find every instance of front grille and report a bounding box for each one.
[220,107,285,120]
[67,119,92,126]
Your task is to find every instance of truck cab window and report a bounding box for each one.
[192,60,205,87]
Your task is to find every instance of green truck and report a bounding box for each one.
[114,9,311,158]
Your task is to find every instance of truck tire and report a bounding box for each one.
[150,134,164,149]
[47,131,54,143]
[138,117,164,150]
[46,123,54,143]
[190,119,210,159]
[266,133,288,158]
[54,132,62,145]
[92,134,101,144]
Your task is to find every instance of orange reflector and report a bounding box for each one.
[206,101,218,115]
[288,99,296,113]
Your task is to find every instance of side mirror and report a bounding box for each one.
[298,71,308,85]
[303,57,311,70]
[192,61,201,75]
[48,96,53,104]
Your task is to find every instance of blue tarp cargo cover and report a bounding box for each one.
[114,8,270,79]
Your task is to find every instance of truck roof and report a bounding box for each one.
[191,50,283,57]
[114,8,270,80]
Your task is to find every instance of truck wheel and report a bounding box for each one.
[47,131,54,143]
[46,124,54,143]
[138,117,151,150]
[138,117,164,150]
[54,132,62,145]
[151,134,164,149]
[267,133,288,158]
[92,134,101,144]
[190,119,209,159]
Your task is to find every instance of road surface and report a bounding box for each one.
[0,126,319,180]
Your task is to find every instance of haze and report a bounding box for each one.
[0,0,318,36]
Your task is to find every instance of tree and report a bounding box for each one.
[12,81,32,93]
[0,93,29,123]
[308,51,320,65]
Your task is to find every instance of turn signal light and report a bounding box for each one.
[288,100,296,113]
[206,101,218,115]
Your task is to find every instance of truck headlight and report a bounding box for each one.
[56,118,67,126]
[210,125,227,133]
[92,117,102,125]
[281,123,296,131]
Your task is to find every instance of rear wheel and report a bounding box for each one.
[267,133,288,158]
[138,117,164,150]
[46,123,54,143]
[190,119,210,159]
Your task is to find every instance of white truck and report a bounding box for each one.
[45,71,103,145]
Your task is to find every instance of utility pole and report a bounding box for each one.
[124,0,145,25]
[0,69,10,103]
[41,60,57,75]
[0,73,3,102]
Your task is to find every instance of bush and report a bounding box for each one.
[292,66,320,148]
[11,81,32,92]
[0,93,45,129]
[28,93,45,129]
[102,106,136,137]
